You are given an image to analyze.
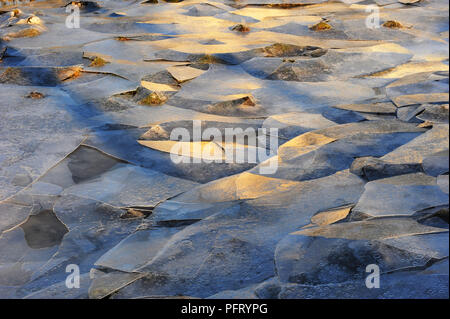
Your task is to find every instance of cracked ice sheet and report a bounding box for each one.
[381,124,449,164]
[168,64,377,115]
[0,84,86,201]
[61,73,138,102]
[89,103,266,128]
[83,57,173,83]
[352,173,449,218]
[252,80,376,115]
[104,170,365,298]
[240,44,413,82]
[0,0,448,300]
[4,17,112,49]
[172,64,263,101]
[0,194,142,297]
[12,143,199,208]
[62,163,199,208]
